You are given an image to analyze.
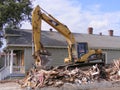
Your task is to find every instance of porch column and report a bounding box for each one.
[4,53,7,67]
[10,50,13,74]
[7,52,10,66]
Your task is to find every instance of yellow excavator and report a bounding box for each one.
[32,5,105,68]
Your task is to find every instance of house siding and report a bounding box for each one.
[105,50,120,64]
[22,47,68,72]
[23,47,120,71]
[24,47,68,67]
[24,48,34,72]
[46,48,68,66]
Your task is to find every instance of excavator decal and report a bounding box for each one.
[49,20,59,26]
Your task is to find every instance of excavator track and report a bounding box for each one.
[53,61,105,71]
[54,53,105,70]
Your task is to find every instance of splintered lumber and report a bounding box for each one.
[18,59,120,89]
[113,59,120,70]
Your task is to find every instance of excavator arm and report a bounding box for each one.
[32,5,77,65]
[32,5,51,66]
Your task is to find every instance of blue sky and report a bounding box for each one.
[80,0,120,12]
[21,0,120,36]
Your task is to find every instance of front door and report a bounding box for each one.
[13,50,25,73]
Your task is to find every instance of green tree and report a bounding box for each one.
[0,0,33,48]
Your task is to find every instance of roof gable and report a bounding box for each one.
[5,29,32,45]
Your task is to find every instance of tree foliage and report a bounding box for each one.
[0,0,33,48]
[0,0,33,29]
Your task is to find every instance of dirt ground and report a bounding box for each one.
[0,82,24,90]
[0,80,120,90]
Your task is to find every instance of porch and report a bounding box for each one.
[0,49,25,80]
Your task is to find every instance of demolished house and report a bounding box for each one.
[0,28,120,80]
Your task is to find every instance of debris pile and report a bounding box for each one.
[108,59,120,81]
[18,59,120,89]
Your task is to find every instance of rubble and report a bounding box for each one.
[18,59,120,89]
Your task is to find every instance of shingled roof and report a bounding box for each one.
[4,29,67,47]
[4,29,120,50]
[5,29,32,45]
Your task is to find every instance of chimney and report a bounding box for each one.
[49,28,53,32]
[99,32,102,36]
[108,30,113,36]
[88,27,93,34]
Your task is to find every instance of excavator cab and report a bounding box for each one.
[76,42,105,65]
[77,42,88,58]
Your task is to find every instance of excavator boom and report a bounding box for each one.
[32,5,77,64]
